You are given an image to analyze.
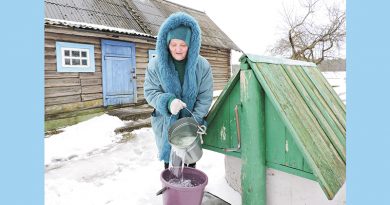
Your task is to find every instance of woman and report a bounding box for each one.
[144,12,213,169]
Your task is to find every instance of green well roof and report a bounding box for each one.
[241,54,346,199]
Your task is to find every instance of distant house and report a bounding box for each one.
[44,0,240,130]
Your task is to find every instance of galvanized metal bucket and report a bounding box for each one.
[168,117,203,164]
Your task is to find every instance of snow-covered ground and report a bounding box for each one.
[45,115,241,205]
[322,71,346,104]
[45,71,345,205]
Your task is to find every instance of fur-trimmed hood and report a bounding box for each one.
[156,12,201,114]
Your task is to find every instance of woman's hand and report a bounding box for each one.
[170,99,186,115]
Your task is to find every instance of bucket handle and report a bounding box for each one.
[156,186,169,196]
[184,107,202,125]
[183,107,207,136]
[224,105,241,152]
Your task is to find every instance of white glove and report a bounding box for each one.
[170,99,186,115]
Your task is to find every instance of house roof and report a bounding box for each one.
[242,54,346,199]
[44,0,240,51]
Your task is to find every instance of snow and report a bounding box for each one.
[322,71,346,104]
[45,18,155,38]
[45,73,345,205]
[45,114,241,205]
[213,90,223,97]
[45,114,125,166]
[246,54,316,67]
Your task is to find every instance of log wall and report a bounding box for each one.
[44,25,231,120]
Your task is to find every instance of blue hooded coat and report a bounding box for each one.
[144,12,213,163]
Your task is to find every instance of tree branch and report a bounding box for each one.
[270,0,345,64]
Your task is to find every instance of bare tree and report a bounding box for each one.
[270,0,346,64]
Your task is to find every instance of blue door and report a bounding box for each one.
[101,40,136,106]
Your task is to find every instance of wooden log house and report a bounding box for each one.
[44,0,240,130]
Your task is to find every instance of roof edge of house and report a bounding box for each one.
[45,17,241,51]
[44,18,156,38]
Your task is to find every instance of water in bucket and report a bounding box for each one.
[160,167,208,205]
[168,178,194,187]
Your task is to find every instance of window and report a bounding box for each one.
[56,42,95,72]
[62,48,89,67]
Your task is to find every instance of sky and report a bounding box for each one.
[166,0,346,62]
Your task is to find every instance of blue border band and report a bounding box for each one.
[0,0,44,204]
[348,0,390,204]
[1,0,390,204]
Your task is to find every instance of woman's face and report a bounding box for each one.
[169,39,188,61]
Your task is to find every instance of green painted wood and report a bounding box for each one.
[206,71,240,123]
[285,128,304,170]
[302,67,346,128]
[303,159,313,173]
[203,97,232,149]
[295,66,346,147]
[228,82,241,150]
[266,94,314,174]
[265,96,286,165]
[293,65,346,138]
[205,55,345,200]
[266,162,316,181]
[299,67,346,131]
[283,65,346,162]
[201,144,241,158]
[203,70,241,154]
[240,70,266,205]
[250,61,345,199]
[305,67,346,113]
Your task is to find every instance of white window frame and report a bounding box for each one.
[56,42,95,72]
